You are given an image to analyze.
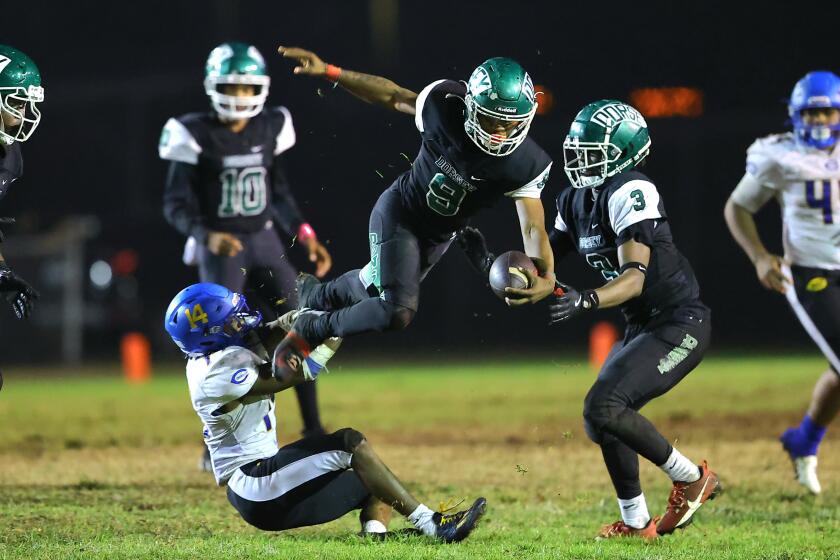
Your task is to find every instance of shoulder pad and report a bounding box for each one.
[159,117,203,164]
[745,133,792,187]
[269,106,296,155]
[415,79,463,133]
[606,179,663,235]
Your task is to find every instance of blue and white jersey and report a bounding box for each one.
[186,345,278,486]
[732,133,840,270]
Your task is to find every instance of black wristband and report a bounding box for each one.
[581,289,599,310]
[619,261,648,275]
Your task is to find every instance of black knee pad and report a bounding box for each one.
[333,427,365,452]
[387,304,415,330]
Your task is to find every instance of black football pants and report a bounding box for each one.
[583,301,711,499]
[306,186,452,339]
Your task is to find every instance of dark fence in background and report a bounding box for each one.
[1,1,833,362]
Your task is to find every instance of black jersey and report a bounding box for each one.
[160,107,306,242]
[0,142,23,202]
[553,170,700,324]
[395,79,552,236]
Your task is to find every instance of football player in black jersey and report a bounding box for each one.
[0,44,42,322]
[549,100,720,538]
[160,43,332,469]
[273,46,556,359]
[458,99,722,538]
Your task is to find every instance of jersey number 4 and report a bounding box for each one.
[426,173,467,216]
[218,167,268,218]
[805,180,839,225]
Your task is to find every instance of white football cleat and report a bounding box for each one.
[792,455,821,495]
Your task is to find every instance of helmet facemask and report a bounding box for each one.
[563,138,622,189]
[791,107,840,150]
[0,84,43,145]
[464,94,536,156]
[204,74,270,121]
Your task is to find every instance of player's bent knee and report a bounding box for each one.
[333,427,366,452]
[387,304,415,330]
[582,387,624,442]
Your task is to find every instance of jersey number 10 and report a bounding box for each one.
[805,180,839,225]
[218,167,268,218]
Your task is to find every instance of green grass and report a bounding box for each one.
[1,354,838,559]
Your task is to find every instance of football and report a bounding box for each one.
[488,250,538,300]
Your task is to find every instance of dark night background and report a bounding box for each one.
[2,1,835,363]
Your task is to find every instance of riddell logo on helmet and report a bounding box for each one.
[496,106,517,113]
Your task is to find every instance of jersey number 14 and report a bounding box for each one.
[218,167,268,218]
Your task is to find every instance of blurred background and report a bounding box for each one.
[2,1,836,364]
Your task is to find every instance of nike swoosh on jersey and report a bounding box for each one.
[590,223,599,230]
[470,176,487,181]
[250,146,263,153]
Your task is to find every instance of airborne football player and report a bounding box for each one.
[725,71,840,495]
[0,44,42,320]
[159,43,332,470]
[273,46,555,361]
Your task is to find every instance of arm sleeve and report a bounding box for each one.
[270,155,306,238]
[730,173,776,213]
[162,161,208,245]
[505,162,553,199]
[607,179,664,236]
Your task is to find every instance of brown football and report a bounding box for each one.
[488,250,538,300]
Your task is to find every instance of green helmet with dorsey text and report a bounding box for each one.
[0,45,44,145]
[464,57,537,157]
[204,42,270,120]
[563,100,651,189]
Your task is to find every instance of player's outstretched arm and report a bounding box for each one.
[724,194,788,294]
[279,46,418,114]
[504,198,556,306]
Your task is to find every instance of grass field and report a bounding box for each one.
[1,354,839,559]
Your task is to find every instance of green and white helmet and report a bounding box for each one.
[563,100,651,189]
[0,45,44,145]
[464,57,537,157]
[204,42,270,120]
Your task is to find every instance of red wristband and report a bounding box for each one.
[297,223,317,242]
[325,64,342,83]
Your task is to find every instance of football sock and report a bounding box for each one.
[783,414,826,457]
[659,447,701,483]
[363,520,388,534]
[408,504,437,536]
[618,493,650,529]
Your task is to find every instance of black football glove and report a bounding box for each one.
[456,226,495,277]
[0,217,15,243]
[549,282,599,324]
[0,262,39,319]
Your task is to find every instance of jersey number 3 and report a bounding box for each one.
[218,167,268,218]
[426,173,467,216]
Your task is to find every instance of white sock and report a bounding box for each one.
[362,519,387,534]
[659,447,701,483]
[408,504,437,536]
[618,493,650,529]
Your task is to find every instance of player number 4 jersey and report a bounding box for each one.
[732,132,840,269]
[186,346,279,486]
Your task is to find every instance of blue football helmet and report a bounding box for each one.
[164,282,262,356]
[789,71,840,149]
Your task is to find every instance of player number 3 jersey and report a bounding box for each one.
[732,133,840,270]
[186,346,278,486]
